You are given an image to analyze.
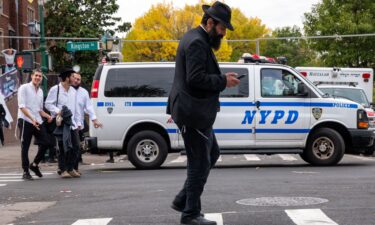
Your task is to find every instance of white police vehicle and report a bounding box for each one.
[86,60,375,169]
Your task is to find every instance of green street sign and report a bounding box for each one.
[67,41,99,52]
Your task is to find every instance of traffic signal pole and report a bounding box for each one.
[39,1,48,97]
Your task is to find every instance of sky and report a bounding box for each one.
[116,0,321,36]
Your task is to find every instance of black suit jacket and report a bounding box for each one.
[167,26,227,128]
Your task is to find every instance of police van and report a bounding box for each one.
[295,67,375,128]
[87,60,375,169]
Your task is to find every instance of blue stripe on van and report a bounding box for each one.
[97,102,104,107]
[130,101,357,108]
[256,129,310,133]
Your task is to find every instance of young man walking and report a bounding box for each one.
[72,72,102,173]
[17,69,53,180]
[167,2,240,225]
[45,67,82,178]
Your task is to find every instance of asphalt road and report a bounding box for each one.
[1,153,374,225]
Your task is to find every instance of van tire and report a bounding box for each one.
[303,128,345,166]
[127,131,168,169]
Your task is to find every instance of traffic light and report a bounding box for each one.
[15,52,33,72]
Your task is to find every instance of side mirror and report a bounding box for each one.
[297,83,308,97]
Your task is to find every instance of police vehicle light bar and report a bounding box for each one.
[241,53,287,64]
[313,81,358,87]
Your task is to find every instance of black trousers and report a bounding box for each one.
[57,129,80,172]
[174,125,220,222]
[0,124,4,144]
[18,119,48,172]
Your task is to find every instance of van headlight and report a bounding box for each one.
[357,109,369,129]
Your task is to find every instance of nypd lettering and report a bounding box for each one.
[242,110,299,125]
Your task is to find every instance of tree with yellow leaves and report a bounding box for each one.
[123,1,269,62]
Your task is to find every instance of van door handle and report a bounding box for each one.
[255,101,260,109]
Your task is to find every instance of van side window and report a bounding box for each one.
[261,69,303,97]
[220,68,249,97]
[104,67,175,97]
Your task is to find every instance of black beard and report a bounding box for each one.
[208,27,223,51]
[73,85,80,90]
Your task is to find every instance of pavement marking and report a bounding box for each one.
[0,176,23,179]
[169,155,187,164]
[244,154,261,161]
[217,156,223,162]
[347,155,375,161]
[278,154,298,161]
[0,172,54,176]
[204,213,223,225]
[285,209,338,225]
[72,218,112,225]
[0,184,7,187]
[0,180,23,182]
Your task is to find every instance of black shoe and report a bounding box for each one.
[57,169,62,175]
[22,172,33,180]
[171,202,204,217]
[181,216,216,225]
[29,164,43,177]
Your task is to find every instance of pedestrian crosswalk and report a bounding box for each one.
[0,172,55,187]
[165,154,375,165]
[68,209,339,225]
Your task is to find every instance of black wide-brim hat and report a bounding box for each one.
[59,67,76,78]
[202,1,234,31]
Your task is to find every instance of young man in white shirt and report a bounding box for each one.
[45,67,82,178]
[72,72,102,172]
[18,69,53,180]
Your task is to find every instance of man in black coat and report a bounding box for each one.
[167,2,240,225]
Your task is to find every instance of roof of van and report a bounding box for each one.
[102,62,291,68]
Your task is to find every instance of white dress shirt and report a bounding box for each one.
[45,83,81,130]
[76,86,96,129]
[17,82,44,124]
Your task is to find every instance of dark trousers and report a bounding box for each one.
[0,124,4,145]
[57,129,80,172]
[174,126,220,222]
[18,119,48,172]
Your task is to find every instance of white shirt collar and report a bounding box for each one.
[200,24,208,33]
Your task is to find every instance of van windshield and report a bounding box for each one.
[290,68,324,97]
[319,87,370,107]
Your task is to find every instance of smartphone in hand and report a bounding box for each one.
[237,74,247,79]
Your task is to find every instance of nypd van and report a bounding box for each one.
[87,62,375,169]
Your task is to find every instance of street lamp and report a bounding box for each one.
[38,0,48,96]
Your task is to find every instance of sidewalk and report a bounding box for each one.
[0,144,111,173]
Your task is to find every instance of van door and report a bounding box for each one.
[214,66,255,148]
[254,67,311,148]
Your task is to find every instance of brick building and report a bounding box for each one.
[0,0,40,144]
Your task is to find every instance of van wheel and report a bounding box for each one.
[303,128,345,166]
[127,131,168,169]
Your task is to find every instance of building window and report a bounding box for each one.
[0,0,3,15]
[27,7,35,23]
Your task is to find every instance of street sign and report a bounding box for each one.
[66,41,99,52]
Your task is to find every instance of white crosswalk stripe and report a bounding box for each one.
[168,155,187,164]
[285,209,338,225]
[217,155,222,162]
[0,172,55,186]
[72,218,112,225]
[347,155,375,161]
[278,154,298,161]
[244,154,261,161]
[204,213,223,225]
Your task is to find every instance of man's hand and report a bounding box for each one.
[32,119,40,130]
[225,72,240,88]
[93,119,103,129]
[47,115,53,123]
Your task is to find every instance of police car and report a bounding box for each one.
[86,58,375,169]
